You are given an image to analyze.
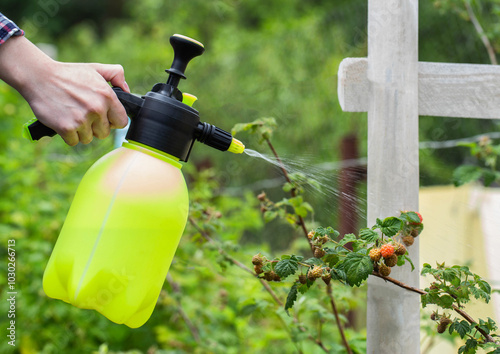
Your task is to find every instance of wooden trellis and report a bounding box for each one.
[338,1,500,352]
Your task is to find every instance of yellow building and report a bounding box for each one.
[420,184,500,353]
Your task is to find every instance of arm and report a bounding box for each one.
[0,17,129,146]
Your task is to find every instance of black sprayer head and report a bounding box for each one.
[122,34,244,161]
[24,34,245,160]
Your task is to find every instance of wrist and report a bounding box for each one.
[0,36,55,97]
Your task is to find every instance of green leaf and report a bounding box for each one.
[452,165,483,187]
[263,210,278,223]
[450,320,472,339]
[341,253,374,287]
[275,258,299,278]
[404,255,415,271]
[380,217,403,237]
[339,233,357,246]
[359,228,380,243]
[330,267,347,283]
[482,169,499,187]
[478,279,492,295]
[285,283,299,315]
[231,117,277,142]
[401,211,422,224]
[436,294,455,309]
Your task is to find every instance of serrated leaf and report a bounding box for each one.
[285,284,299,315]
[359,228,380,243]
[436,294,455,309]
[478,279,492,295]
[380,217,404,237]
[275,258,299,278]
[452,165,483,187]
[339,233,357,246]
[401,211,422,224]
[330,267,347,283]
[324,253,339,268]
[303,257,323,266]
[342,253,373,287]
[450,320,472,339]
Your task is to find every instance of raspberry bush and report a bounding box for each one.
[231,118,499,353]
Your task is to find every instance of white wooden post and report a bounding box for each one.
[366,1,420,352]
[338,1,500,352]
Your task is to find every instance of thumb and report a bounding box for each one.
[90,63,130,93]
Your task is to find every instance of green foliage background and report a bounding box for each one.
[0,0,499,353]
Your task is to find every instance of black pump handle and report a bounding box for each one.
[166,34,205,87]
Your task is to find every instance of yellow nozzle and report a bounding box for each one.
[228,138,245,154]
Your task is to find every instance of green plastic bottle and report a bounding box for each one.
[43,142,188,328]
[26,34,245,328]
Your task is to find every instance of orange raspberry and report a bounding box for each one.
[380,244,395,258]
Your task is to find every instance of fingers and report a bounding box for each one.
[37,62,130,146]
[90,63,130,93]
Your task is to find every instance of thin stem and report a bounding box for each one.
[464,1,498,65]
[265,138,312,250]
[166,273,201,343]
[327,283,353,354]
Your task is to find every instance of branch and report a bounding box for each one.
[371,272,497,343]
[464,1,498,65]
[166,273,201,343]
[327,283,353,354]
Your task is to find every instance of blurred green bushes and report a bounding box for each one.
[1,0,500,352]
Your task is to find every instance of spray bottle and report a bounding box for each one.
[24,34,245,328]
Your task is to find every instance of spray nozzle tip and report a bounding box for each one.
[228,138,245,154]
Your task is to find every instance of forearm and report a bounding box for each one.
[0,36,54,99]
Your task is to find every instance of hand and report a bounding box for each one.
[0,36,130,146]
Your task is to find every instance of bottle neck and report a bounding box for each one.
[122,141,183,169]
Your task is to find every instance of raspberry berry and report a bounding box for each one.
[369,248,382,262]
[384,254,398,267]
[252,254,263,266]
[298,274,307,284]
[394,242,406,256]
[254,264,264,274]
[314,247,326,258]
[322,273,332,285]
[402,235,415,246]
[437,317,452,333]
[308,266,323,280]
[380,244,395,258]
[308,231,315,240]
[379,264,391,277]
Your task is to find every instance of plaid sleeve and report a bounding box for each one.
[0,13,24,46]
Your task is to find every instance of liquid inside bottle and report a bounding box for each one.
[43,142,189,328]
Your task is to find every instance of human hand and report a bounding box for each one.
[0,36,130,146]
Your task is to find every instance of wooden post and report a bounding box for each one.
[366,1,420,352]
